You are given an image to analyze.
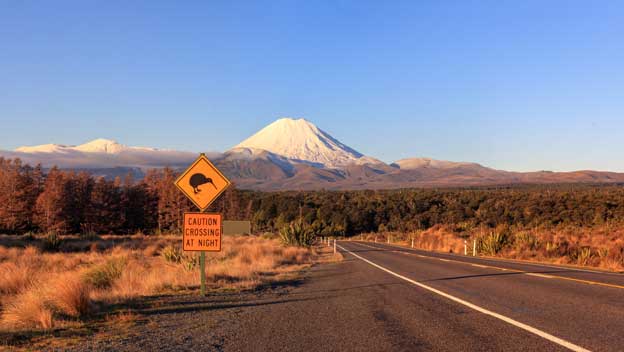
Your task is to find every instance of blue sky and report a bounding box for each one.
[1,1,623,171]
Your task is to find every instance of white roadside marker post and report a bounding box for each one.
[334,239,336,254]
[464,240,467,255]
[411,238,414,248]
[473,239,477,256]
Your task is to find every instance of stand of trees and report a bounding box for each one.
[1,158,623,236]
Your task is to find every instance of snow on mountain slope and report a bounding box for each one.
[7,138,201,168]
[17,138,156,154]
[233,117,381,168]
[74,139,132,153]
[15,144,73,153]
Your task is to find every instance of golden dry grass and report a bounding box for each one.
[2,289,53,330]
[47,273,92,318]
[363,224,624,271]
[0,235,313,332]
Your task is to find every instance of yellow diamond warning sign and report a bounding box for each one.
[174,154,231,211]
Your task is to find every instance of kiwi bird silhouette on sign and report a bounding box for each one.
[189,173,217,194]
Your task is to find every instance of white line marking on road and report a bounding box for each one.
[376,241,622,276]
[338,244,591,352]
[355,241,624,289]
[471,264,489,268]
[526,273,554,279]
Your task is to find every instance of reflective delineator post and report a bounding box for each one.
[464,240,467,255]
[334,239,336,254]
[411,238,414,248]
[473,240,477,256]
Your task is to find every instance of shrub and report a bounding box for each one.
[160,245,183,264]
[545,241,559,256]
[479,231,510,255]
[279,220,315,247]
[42,232,62,252]
[514,232,540,251]
[182,254,198,271]
[80,230,100,241]
[84,257,126,288]
[261,232,275,240]
[570,247,593,266]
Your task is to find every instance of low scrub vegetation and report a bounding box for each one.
[365,223,624,271]
[0,234,312,332]
[279,220,316,247]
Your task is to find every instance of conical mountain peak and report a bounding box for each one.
[232,118,377,167]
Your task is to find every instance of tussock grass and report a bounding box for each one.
[2,290,53,329]
[0,262,32,295]
[48,273,92,318]
[363,223,624,271]
[84,257,126,289]
[0,234,313,332]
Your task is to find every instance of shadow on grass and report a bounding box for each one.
[0,324,96,348]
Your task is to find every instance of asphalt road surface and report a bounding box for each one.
[333,241,624,352]
[68,241,624,352]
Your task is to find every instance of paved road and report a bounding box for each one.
[335,241,624,352]
[67,241,623,352]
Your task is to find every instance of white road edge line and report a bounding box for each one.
[471,264,489,268]
[338,244,591,352]
[526,273,554,279]
[375,241,621,276]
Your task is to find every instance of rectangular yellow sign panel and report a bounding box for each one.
[174,154,231,211]
[183,212,222,251]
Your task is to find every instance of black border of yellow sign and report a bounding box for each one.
[174,154,231,212]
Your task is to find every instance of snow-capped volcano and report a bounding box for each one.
[232,117,380,167]
[9,138,198,169]
[5,117,624,189]
[16,138,154,154]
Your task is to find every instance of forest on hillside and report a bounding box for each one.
[1,158,624,236]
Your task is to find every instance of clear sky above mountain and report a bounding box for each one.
[1,1,623,172]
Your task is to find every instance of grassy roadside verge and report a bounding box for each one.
[355,225,624,272]
[0,234,341,350]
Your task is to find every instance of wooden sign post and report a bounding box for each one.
[174,153,231,296]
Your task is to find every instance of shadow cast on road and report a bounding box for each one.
[422,270,581,283]
[138,295,334,316]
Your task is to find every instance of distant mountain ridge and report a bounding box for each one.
[16,138,167,154]
[2,118,624,190]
